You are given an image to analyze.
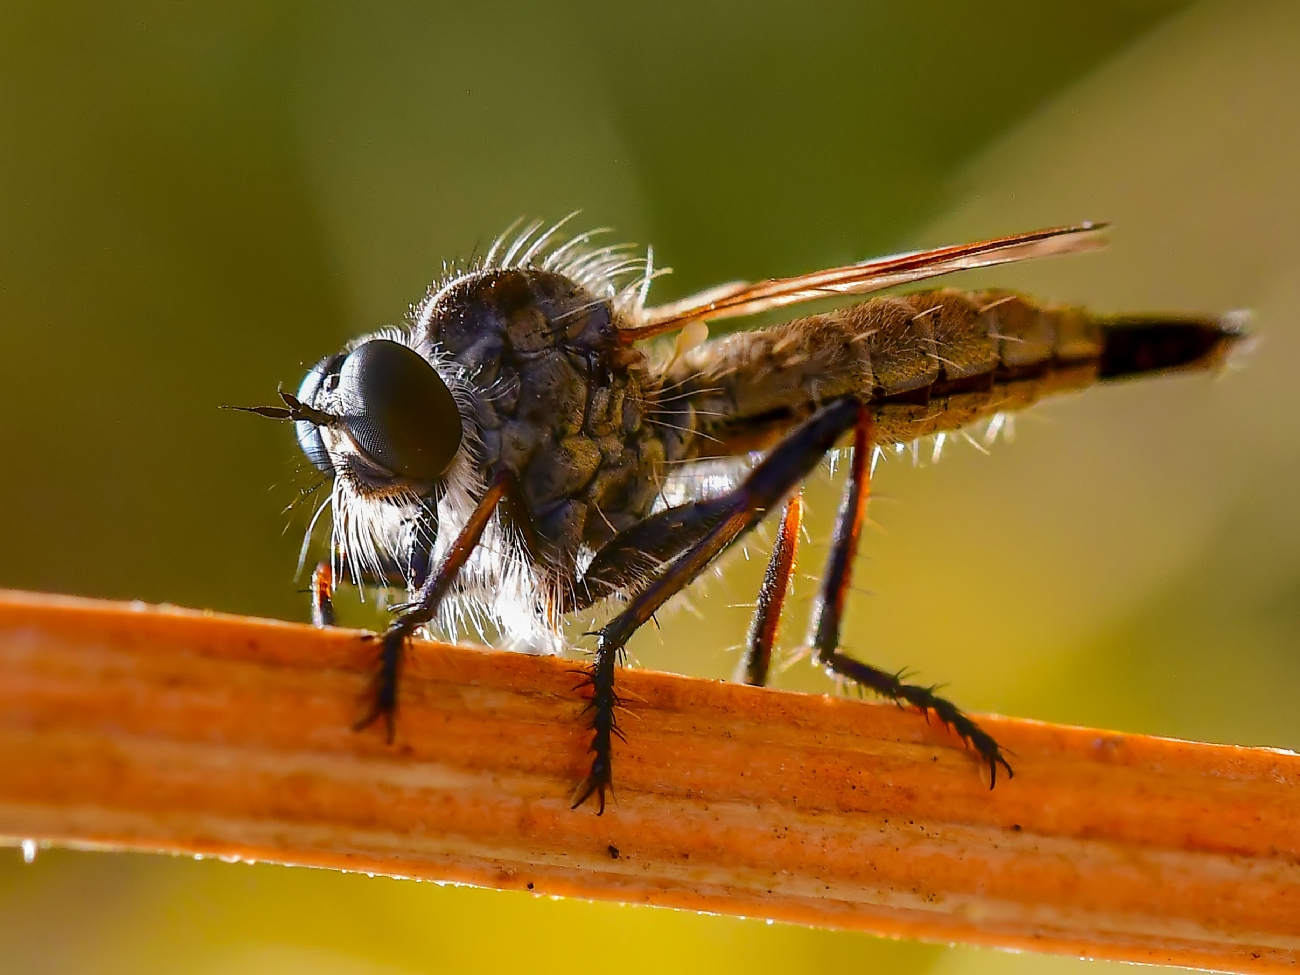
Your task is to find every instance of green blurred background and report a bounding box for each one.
[3,1,1299,972]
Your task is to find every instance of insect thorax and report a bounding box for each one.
[419,268,667,578]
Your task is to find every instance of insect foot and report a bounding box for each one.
[572,634,626,815]
[820,650,1013,788]
[354,627,405,744]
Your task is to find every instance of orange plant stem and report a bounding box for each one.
[0,589,1296,972]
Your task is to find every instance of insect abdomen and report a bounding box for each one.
[664,289,1244,457]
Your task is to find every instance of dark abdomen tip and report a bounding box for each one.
[1098,313,1249,381]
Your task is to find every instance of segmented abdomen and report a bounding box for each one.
[657,288,1243,459]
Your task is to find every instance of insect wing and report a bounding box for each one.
[624,222,1108,343]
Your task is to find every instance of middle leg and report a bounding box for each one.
[573,398,863,812]
[738,491,803,687]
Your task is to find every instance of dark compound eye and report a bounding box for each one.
[336,339,463,482]
[294,353,345,474]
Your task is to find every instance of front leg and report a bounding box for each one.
[309,496,435,630]
[311,562,335,627]
[808,411,1013,786]
[355,471,512,740]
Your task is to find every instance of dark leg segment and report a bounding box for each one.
[739,491,803,687]
[401,499,440,591]
[355,470,512,741]
[573,398,863,813]
[808,413,873,655]
[564,497,735,613]
[807,412,1012,786]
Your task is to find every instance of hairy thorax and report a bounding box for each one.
[418,268,667,577]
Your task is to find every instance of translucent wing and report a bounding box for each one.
[621,222,1108,344]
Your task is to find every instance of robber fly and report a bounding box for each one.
[238,217,1244,813]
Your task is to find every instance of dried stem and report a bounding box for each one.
[0,589,1297,972]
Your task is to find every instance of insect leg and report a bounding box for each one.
[565,497,735,613]
[807,412,1013,787]
[355,470,512,741]
[311,562,335,627]
[808,412,874,656]
[738,491,803,686]
[309,505,432,630]
[573,398,862,813]
[401,499,440,591]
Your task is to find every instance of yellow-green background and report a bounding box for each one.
[3,1,1298,972]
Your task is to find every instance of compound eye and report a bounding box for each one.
[294,353,344,473]
[337,339,463,482]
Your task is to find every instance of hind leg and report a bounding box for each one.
[807,412,1012,786]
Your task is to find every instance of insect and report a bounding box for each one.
[238,217,1244,813]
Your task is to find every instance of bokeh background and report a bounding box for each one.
[2,1,1299,972]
